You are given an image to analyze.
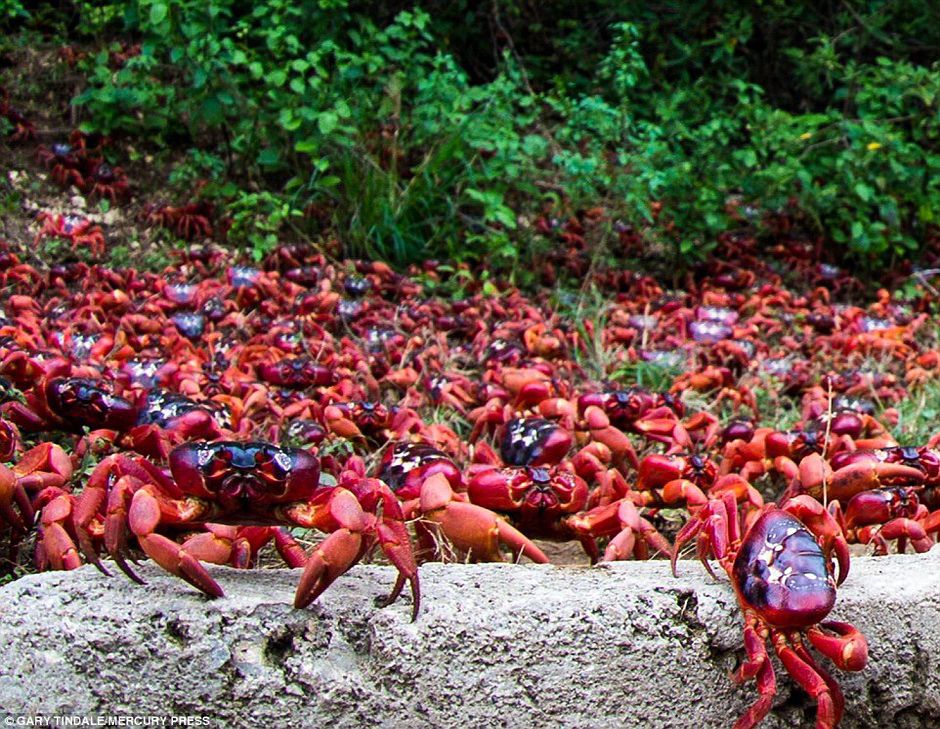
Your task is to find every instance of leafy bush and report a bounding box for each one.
[70,1,542,264]
[29,0,940,269]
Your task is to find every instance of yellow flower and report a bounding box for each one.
[799,132,812,140]
[867,142,882,151]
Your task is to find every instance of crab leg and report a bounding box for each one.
[855,518,933,555]
[370,488,420,618]
[773,634,841,729]
[273,528,307,568]
[293,489,368,609]
[569,499,671,562]
[415,473,549,564]
[287,485,421,619]
[128,487,224,598]
[790,635,845,728]
[732,616,776,729]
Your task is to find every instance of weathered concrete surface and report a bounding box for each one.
[1,549,938,728]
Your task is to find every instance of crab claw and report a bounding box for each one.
[709,474,764,510]
[660,479,708,510]
[637,453,683,490]
[13,442,73,491]
[36,493,82,570]
[129,487,224,598]
[295,489,367,610]
[822,460,924,501]
[629,406,682,443]
[416,473,549,564]
[0,463,33,533]
[583,406,639,469]
[595,500,672,562]
[780,495,850,585]
[323,405,363,439]
[807,621,869,672]
[293,486,421,620]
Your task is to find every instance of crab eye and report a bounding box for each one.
[267,447,293,476]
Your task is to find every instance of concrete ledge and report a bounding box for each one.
[1,550,939,728]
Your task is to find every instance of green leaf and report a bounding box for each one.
[317,111,338,134]
[278,109,301,132]
[736,148,758,168]
[258,148,281,166]
[854,182,874,202]
[198,97,223,125]
[150,2,167,25]
[294,137,319,154]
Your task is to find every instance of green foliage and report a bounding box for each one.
[893,378,940,445]
[70,2,542,265]
[225,191,303,262]
[41,0,940,269]
[611,359,686,393]
[167,149,227,191]
[0,0,28,26]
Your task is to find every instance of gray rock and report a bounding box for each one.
[1,549,938,728]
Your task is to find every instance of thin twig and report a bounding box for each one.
[821,376,835,508]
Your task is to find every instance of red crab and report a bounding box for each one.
[367,443,548,563]
[577,386,684,444]
[35,451,308,575]
[4,377,139,434]
[125,389,226,459]
[257,357,334,389]
[0,442,73,561]
[635,451,763,513]
[829,487,933,555]
[465,420,669,562]
[36,141,86,188]
[404,471,552,564]
[141,201,214,240]
[322,401,393,440]
[377,442,464,501]
[466,463,670,562]
[0,89,34,143]
[672,493,868,729]
[81,162,130,203]
[34,213,106,258]
[86,441,421,618]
